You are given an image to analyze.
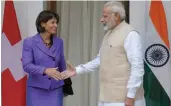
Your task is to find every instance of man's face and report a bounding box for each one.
[100,7,117,31]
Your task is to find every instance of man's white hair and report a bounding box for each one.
[104,1,126,20]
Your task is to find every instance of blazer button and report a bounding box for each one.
[48,78,51,80]
[53,58,55,61]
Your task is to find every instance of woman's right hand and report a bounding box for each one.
[44,68,62,81]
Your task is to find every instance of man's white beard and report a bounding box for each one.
[103,25,108,31]
[103,20,115,31]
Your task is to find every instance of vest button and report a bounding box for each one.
[48,78,51,80]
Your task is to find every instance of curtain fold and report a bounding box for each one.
[56,1,105,106]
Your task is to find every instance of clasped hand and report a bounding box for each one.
[44,62,76,81]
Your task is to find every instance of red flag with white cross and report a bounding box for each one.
[2,1,27,106]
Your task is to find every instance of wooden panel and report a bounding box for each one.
[122,1,129,23]
[46,1,57,13]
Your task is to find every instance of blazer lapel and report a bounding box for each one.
[35,34,55,58]
[49,35,60,54]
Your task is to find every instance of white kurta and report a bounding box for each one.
[76,31,146,106]
[98,99,145,106]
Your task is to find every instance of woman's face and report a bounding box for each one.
[41,18,57,34]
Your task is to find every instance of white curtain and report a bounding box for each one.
[56,1,105,106]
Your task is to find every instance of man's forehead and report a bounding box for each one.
[103,6,113,14]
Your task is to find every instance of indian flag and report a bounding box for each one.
[143,1,171,106]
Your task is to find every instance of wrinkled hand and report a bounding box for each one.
[44,68,62,81]
[61,62,76,79]
[125,97,135,106]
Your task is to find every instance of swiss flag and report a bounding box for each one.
[2,1,27,106]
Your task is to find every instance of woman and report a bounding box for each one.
[22,10,68,106]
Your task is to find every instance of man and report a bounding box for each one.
[62,1,145,106]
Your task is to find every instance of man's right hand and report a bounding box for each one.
[61,62,76,79]
[44,68,62,81]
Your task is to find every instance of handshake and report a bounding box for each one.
[44,62,77,81]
